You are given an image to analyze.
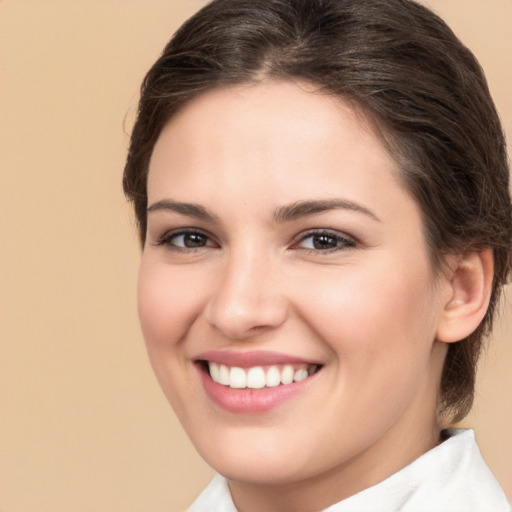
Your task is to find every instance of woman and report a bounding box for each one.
[124,0,512,510]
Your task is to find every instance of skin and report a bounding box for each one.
[138,80,483,512]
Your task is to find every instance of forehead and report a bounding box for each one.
[148,80,405,203]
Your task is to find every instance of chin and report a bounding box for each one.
[192,426,320,485]
[213,456,311,486]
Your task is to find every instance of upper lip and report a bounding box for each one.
[195,350,322,368]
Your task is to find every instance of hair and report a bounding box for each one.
[123,0,512,422]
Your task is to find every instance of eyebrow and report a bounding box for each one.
[147,200,220,222]
[273,199,380,223]
[147,198,380,223]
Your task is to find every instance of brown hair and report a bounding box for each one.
[123,0,512,422]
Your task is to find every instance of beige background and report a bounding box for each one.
[0,1,510,511]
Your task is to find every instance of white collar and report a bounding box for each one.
[187,429,509,512]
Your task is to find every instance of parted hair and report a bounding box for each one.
[124,0,512,422]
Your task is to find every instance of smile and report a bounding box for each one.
[195,351,324,413]
[207,362,319,389]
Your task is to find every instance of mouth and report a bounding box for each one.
[194,350,323,414]
[201,361,321,389]
[194,351,323,413]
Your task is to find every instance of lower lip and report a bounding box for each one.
[198,367,316,413]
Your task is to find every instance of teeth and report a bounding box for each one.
[218,364,230,385]
[209,362,220,382]
[247,367,266,389]
[207,362,318,389]
[294,368,309,382]
[280,365,294,385]
[229,367,246,389]
[266,366,281,387]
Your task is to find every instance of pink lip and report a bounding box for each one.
[194,351,322,414]
[198,369,315,413]
[195,350,319,368]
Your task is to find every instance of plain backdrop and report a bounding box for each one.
[0,1,511,510]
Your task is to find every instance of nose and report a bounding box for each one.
[204,250,288,340]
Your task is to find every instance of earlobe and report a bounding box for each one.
[436,249,494,343]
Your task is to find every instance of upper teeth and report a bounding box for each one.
[207,362,316,389]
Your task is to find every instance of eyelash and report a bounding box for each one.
[154,228,356,254]
[154,228,217,252]
[293,229,356,253]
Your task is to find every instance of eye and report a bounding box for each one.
[295,230,356,252]
[155,229,217,250]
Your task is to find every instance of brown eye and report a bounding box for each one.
[296,230,356,251]
[173,232,209,248]
[311,233,339,250]
[156,229,217,250]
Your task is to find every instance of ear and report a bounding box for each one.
[436,249,494,344]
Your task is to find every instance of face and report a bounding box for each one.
[139,80,450,500]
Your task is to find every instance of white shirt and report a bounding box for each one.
[187,429,510,511]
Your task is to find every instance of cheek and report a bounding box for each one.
[294,264,441,448]
[137,260,205,356]
[137,259,211,420]
[297,260,439,368]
